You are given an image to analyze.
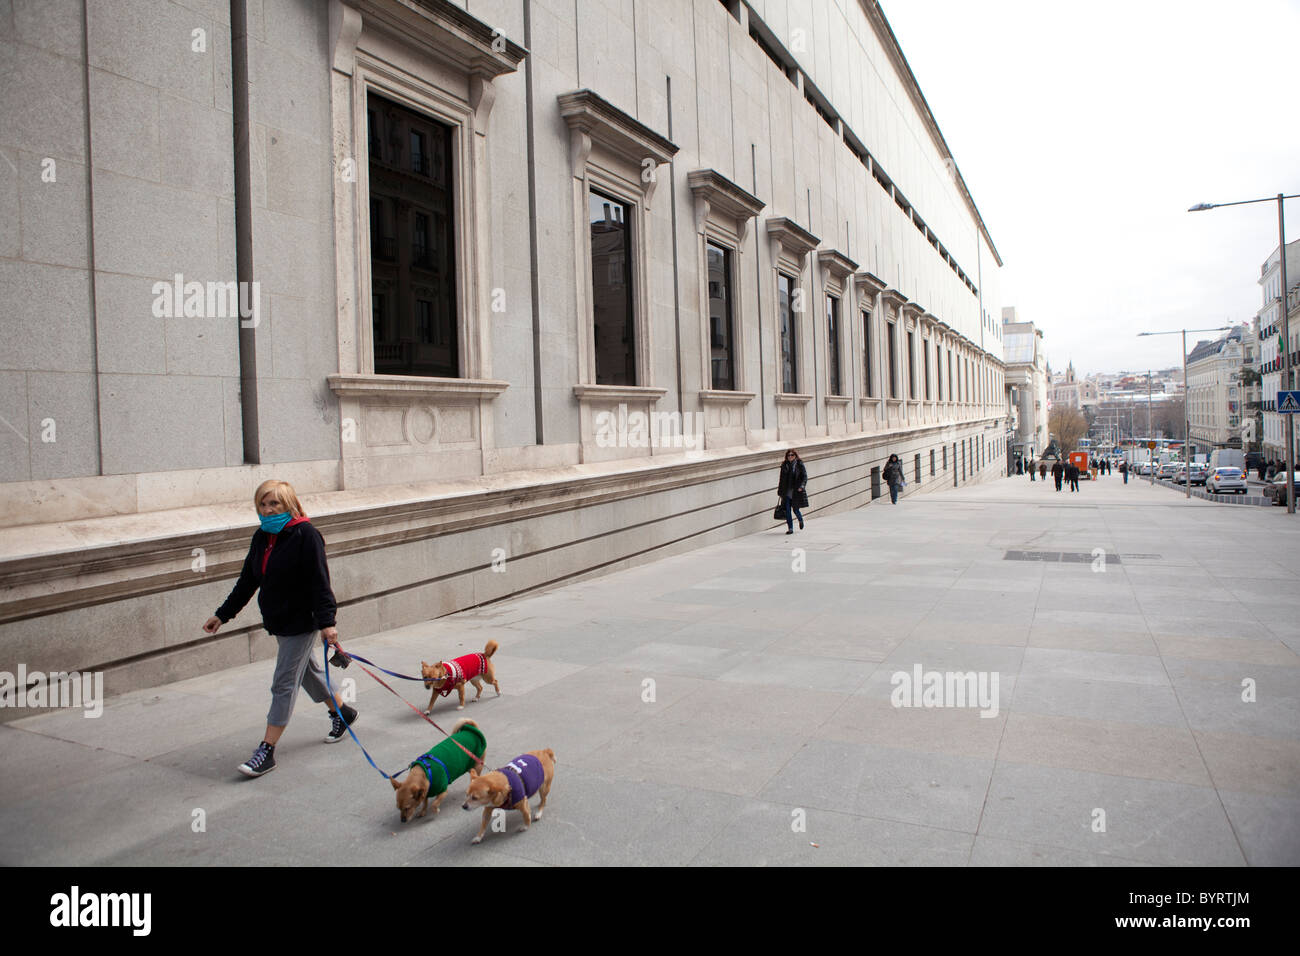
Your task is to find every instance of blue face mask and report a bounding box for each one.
[259,511,293,534]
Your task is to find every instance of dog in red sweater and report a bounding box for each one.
[422,639,500,712]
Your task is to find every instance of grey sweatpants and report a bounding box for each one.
[267,631,333,726]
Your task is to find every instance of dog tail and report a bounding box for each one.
[544,748,556,763]
[483,639,499,658]
[453,718,478,733]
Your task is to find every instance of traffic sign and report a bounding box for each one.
[1147,441,1156,449]
[1280,391,1300,414]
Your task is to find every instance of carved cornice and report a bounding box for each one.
[817,249,858,282]
[558,90,678,167]
[766,217,820,259]
[880,288,908,313]
[854,271,887,298]
[688,169,765,222]
[348,0,526,77]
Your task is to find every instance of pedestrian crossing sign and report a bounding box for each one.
[1280,391,1300,414]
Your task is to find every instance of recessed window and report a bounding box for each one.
[368,92,457,377]
[826,295,841,395]
[707,241,735,390]
[888,321,898,399]
[779,273,798,393]
[590,190,636,386]
[907,329,916,398]
[410,130,426,175]
[924,338,932,400]
[863,310,874,397]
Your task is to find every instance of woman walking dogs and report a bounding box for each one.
[202,480,356,778]
[883,453,904,504]
[778,449,808,534]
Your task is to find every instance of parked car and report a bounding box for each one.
[1137,461,1155,476]
[1263,472,1300,506]
[1177,463,1208,485]
[1205,467,1247,494]
[1157,461,1181,480]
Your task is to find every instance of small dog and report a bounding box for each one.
[462,749,556,844]
[422,639,501,712]
[391,718,487,823]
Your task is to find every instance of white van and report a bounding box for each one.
[1208,449,1245,475]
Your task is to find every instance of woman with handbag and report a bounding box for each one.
[777,449,808,534]
[202,479,356,778]
[883,453,904,504]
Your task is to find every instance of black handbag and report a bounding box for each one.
[773,497,786,520]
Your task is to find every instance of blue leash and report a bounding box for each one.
[333,650,424,683]
[323,643,408,780]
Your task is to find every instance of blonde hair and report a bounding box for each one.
[253,479,305,517]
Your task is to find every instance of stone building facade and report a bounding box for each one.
[1186,325,1251,454]
[1001,308,1046,462]
[1,0,1009,699]
[1259,241,1300,462]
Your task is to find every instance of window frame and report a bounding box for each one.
[560,90,677,394]
[689,169,764,400]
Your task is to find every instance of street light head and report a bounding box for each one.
[1188,203,1215,212]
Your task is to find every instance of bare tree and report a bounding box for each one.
[1048,405,1088,454]
[1151,398,1186,440]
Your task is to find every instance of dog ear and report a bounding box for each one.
[468,766,479,778]
[390,777,401,789]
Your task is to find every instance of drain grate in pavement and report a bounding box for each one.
[1004,550,1130,564]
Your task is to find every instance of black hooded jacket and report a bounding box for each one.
[215,519,337,636]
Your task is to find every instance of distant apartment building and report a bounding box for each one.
[1259,240,1300,462]
[1186,324,1253,455]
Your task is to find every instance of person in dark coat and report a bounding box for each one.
[1039,461,1048,482]
[1051,459,1064,491]
[1120,460,1129,484]
[883,453,905,504]
[778,449,808,533]
[1066,461,1081,492]
[1028,457,1036,481]
[1016,459,1023,475]
[203,479,354,778]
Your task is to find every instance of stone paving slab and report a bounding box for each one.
[3,473,1299,866]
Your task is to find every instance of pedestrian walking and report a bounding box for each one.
[1266,461,1277,481]
[1039,462,1048,482]
[203,479,355,778]
[1120,460,1129,484]
[778,449,808,533]
[1052,459,1064,491]
[1028,457,1036,480]
[883,453,905,504]
[1067,461,1081,492]
[1016,459,1023,475]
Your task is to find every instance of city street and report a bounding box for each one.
[2,473,1297,867]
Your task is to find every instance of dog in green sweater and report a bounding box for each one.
[391,718,487,822]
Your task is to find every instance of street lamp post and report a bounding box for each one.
[1190,193,1298,514]
[1139,327,1231,499]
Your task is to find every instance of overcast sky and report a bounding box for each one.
[881,0,1300,377]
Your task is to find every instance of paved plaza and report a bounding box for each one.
[3,473,1299,866]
